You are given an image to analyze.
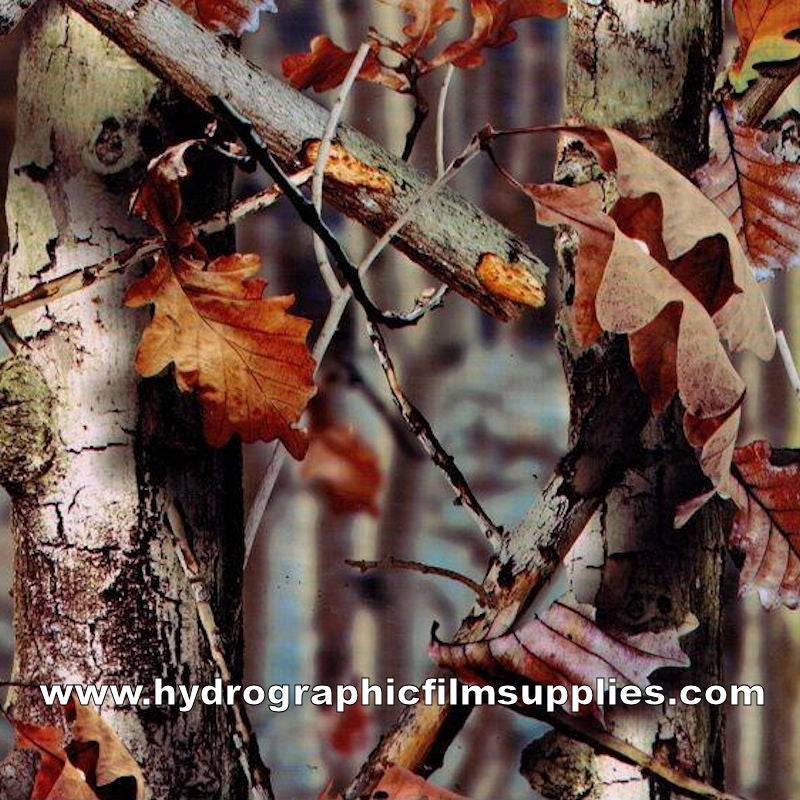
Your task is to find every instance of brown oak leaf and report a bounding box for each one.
[15,722,70,800]
[176,0,275,36]
[694,106,800,276]
[301,425,383,515]
[429,599,696,722]
[383,0,457,54]
[728,0,800,92]
[519,126,774,496]
[429,0,566,69]
[727,440,800,609]
[124,251,316,456]
[282,37,407,93]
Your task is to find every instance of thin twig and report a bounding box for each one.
[345,556,491,607]
[0,168,313,327]
[243,141,481,559]
[436,65,455,178]
[311,42,372,296]
[777,329,800,405]
[402,82,429,161]
[165,502,275,800]
[366,321,503,548]
[212,96,450,329]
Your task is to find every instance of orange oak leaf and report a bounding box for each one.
[176,0,275,35]
[518,126,774,495]
[124,251,316,456]
[301,425,383,515]
[729,0,800,92]
[694,106,800,275]
[429,599,696,722]
[727,440,800,609]
[372,765,470,799]
[131,140,203,251]
[65,702,145,800]
[429,0,566,70]
[282,36,407,93]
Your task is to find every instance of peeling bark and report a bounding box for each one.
[2,3,245,798]
[523,1,727,798]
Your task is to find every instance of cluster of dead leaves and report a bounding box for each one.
[282,0,565,94]
[13,701,145,800]
[127,140,317,457]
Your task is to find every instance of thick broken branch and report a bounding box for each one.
[65,0,547,320]
[733,59,800,127]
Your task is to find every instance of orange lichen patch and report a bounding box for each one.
[476,253,546,309]
[301,140,394,193]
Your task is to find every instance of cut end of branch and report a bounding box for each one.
[476,253,546,309]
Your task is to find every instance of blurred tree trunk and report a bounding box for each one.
[0,3,245,798]
[522,1,728,798]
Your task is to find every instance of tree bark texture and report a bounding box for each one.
[1,3,246,798]
[522,1,727,798]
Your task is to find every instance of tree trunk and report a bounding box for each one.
[522,1,727,798]
[1,3,246,798]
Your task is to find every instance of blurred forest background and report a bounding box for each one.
[2,1,800,798]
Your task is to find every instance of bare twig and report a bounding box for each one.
[345,556,491,607]
[777,329,800,405]
[436,65,455,178]
[244,141,482,559]
[311,42,372,295]
[367,321,502,548]
[165,502,275,800]
[731,59,800,128]
[0,168,313,327]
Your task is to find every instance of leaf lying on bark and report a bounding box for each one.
[125,251,316,456]
[301,425,383,515]
[176,0,275,36]
[728,0,800,92]
[430,599,695,722]
[516,125,774,496]
[371,765,469,799]
[282,0,565,95]
[727,440,800,609]
[15,703,145,800]
[693,106,800,276]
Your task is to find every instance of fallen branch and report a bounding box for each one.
[345,557,491,607]
[66,0,547,321]
[0,168,313,326]
[165,503,275,800]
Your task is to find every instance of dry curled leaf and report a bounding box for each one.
[176,0,275,36]
[726,440,800,609]
[476,252,545,308]
[131,140,203,250]
[302,141,394,192]
[383,0,457,54]
[518,126,774,496]
[372,765,469,799]
[15,722,70,800]
[282,36,407,93]
[430,599,696,722]
[694,106,800,276]
[301,425,383,515]
[728,0,800,92]
[125,251,316,456]
[430,0,566,69]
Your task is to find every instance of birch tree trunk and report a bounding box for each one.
[0,3,245,798]
[522,1,727,797]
